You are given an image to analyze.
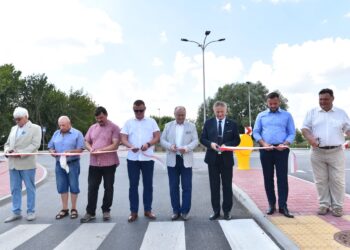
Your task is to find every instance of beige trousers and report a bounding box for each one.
[311,147,345,208]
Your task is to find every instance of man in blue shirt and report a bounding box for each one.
[253,92,295,218]
[48,116,85,220]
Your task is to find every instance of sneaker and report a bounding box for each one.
[181,213,189,221]
[103,212,111,221]
[332,207,343,217]
[26,213,36,221]
[80,213,96,223]
[317,206,329,215]
[4,214,22,223]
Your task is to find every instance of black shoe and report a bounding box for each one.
[279,207,294,218]
[80,213,96,223]
[223,212,231,220]
[209,213,220,220]
[171,213,180,221]
[266,205,276,215]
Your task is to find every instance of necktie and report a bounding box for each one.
[218,120,223,145]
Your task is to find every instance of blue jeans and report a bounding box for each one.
[55,160,80,194]
[10,168,36,214]
[127,160,154,213]
[167,155,192,214]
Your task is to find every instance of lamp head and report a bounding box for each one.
[218,38,226,42]
[205,30,211,36]
[181,38,189,42]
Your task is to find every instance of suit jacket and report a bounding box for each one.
[4,121,42,170]
[200,117,240,167]
[160,120,198,168]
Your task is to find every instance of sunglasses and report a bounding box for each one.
[134,109,145,113]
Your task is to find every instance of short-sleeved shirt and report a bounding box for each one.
[302,106,350,147]
[48,127,85,162]
[85,120,121,167]
[253,108,296,145]
[121,117,160,161]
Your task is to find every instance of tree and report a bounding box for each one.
[196,82,289,133]
[0,64,25,146]
[151,115,173,131]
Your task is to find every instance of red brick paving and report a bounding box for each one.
[233,168,350,230]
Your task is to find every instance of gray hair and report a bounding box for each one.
[13,107,29,118]
[213,101,227,109]
[58,116,71,124]
[174,106,186,114]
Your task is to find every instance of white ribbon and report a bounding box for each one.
[59,155,69,173]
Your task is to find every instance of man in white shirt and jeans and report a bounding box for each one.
[302,88,350,217]
[160,106,198,221]
[121,100,160,222]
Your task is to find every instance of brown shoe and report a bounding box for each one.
[332,207,343,217]
[128,213,138,223]
[317,206,329,215]
[144,211,156,220]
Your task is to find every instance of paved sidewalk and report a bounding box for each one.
[233,168,350,249]
[0,161,47,202]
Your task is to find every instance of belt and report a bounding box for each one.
[67,159,79,164]
[319,146,341,150]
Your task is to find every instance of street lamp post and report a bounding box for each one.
[181,31,225,124]
[247,82,252,128]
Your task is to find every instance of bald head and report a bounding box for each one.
[58,116,71,133]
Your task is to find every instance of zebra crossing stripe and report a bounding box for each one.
[140,221,185,250]
[54,223,115,250]
[0,224,50,250]
[219,219,279,250]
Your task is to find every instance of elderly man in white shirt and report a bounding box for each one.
[302,88,350,217]
[160,106,198,221]
[121,100,160,222]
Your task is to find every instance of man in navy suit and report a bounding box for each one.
[200,101,240,220]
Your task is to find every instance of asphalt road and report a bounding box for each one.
[0,152,253,250]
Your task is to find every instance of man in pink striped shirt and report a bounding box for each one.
[80,106,121,223]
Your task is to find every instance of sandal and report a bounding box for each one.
[55,209,69,220]
[70,209,78,219]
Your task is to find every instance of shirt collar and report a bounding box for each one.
[267,107,282,113]
[216,117,226,123]
[318,106,335,112]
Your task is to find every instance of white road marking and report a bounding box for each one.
[140,221,185,250]
[219,219,279,250]
[0,224,50,250]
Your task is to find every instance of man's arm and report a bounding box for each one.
[301,128,319,147]
[141,131,160,151]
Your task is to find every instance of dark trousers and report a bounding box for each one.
[260,149,290,208]
[127,160,154,213]
[208,155,233,214]
[86,165,116,215]
[167,155,193,214]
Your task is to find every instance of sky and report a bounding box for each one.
[1,0,350,128]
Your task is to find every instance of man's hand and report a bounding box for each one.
[211,142,220,151]
[308,137,319,148]
[170,144,177,152]
[178,147,187,155]
[7,150,20,158]
[274,144,288,151]
[49,149,57,157]
[140,143,150,151]
[260,141,273,151]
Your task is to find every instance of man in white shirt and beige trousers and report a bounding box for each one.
[302,88,350,217]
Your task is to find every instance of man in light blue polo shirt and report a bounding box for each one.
[253,92,295,218]
[48,116,85,220]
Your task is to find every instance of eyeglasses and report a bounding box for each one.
[133,109,145,113]
[14,117,23,122]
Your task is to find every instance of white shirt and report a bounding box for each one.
[121,117,160,161]
[302,106,350,146]
[175,123,184,148]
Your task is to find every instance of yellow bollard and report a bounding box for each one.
[235,134,254,170]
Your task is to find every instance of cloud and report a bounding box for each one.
[253,0,301,4]
[245,37,350,127]
[152,57,164,67]
[345,12,350,18]
[321,19,328,24]
[0,0,122,74]
[222,3,232,12]
[160,31,168,43]
[241,5,247,11]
